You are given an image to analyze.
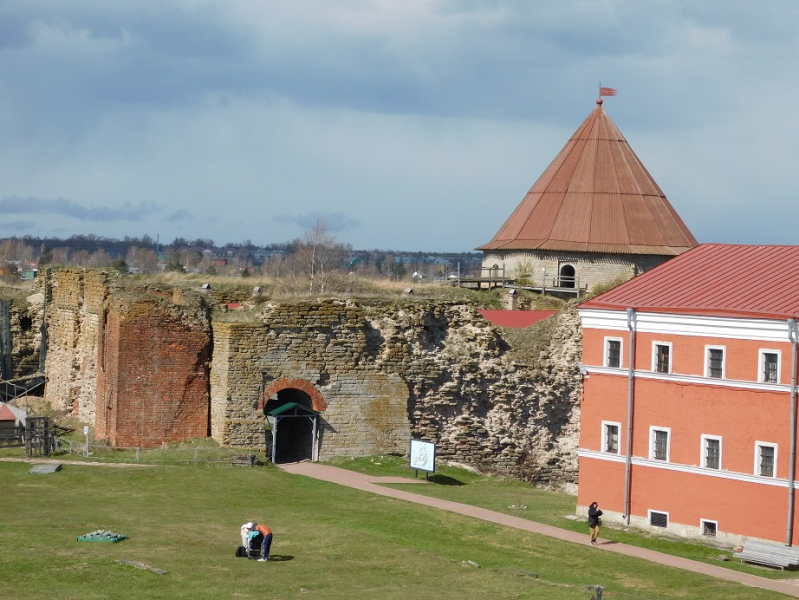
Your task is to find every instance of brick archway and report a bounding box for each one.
[258,378,327,412]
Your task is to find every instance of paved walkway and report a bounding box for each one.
[280,462,799,598]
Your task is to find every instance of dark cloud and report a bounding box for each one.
[0,196,158,222]
[273,212,360,233]
[0,220,36,233]
[167,209,192,223]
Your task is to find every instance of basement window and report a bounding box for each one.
[702,520,717,537]
[649,510,669,528]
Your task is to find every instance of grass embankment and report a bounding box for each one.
[327,456,799,582]
[1,455,792,599]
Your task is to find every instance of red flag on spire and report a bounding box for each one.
[599,87,617,97]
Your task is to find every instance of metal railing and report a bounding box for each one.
[65,440,262,465]
[437,264,584,295]
[0,374,45,403]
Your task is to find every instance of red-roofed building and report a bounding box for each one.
[576,244,799,545]
[477,99,697,293]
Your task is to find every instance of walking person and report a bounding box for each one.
[588,501,603,546]
[253,522,273,562]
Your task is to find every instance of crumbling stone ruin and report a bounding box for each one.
[4,268,583,491]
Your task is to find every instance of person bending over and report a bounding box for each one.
[253,522,273,562]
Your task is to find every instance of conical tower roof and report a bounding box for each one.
[477,100,697,255]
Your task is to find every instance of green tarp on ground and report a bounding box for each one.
[29,463,61,474]
[77,530,128,543]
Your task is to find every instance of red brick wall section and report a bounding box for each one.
[99,298,211,448]
[259,378,327,412]
[95,309,119,443]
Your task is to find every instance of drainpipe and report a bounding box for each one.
[623,308,637,526]
[787,318,798,546]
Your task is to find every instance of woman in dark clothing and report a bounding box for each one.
[588,502,603,546]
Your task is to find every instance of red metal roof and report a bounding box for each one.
[0,404,17,421]
[579,244,799,320]
[479,310,557,328]
[477,100,698,256]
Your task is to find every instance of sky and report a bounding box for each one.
[1,1,798,252]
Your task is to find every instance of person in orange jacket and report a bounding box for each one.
[253,522,273,561]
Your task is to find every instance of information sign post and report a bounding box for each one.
[409,439,436,480]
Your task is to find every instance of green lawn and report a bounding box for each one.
[328,455,799,581]
[0,456,793,599]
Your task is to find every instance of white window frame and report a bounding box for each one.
[755,442,778,478]
[700,519,718,537]
[602,420,621,455]
[704,345,726,379]
[759,349,781,384]
[604,337,623,368]
[700,435,722,470]
[652,341,673,374]
[649,426,671,462]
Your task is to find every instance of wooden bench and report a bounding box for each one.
[733,540,799,570]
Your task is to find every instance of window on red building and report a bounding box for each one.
[702,436,721,469]
[756,443,777,477]
[706,347,725,379]
[760,351,780,383]
[603,422,620,454]
[653,343,671,374]
[650,427,670,461]
[702,520,717,537]
[605,338,622,368]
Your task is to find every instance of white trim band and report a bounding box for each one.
[579,308,792,343]
[586,365,790,393]
[579,448,791,489]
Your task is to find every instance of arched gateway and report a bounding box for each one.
[257,378,326,464]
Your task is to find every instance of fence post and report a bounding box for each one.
[136,448,140,462]
[25,421,31,457]
[194,447,198,463]
[44,419,51,457]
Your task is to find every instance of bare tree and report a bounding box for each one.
[289,220,347,293]
[0,239,34,264]
[126,246,159,274]
[87,249,112,267]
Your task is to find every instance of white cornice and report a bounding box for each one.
[579,449,790,489]
[587,366,791,393]
[578,308,793,343]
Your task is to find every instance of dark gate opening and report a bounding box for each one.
[559,264,576,288]
[264,389,318,464]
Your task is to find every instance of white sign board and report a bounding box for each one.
[84,426,89,436]
[409,439,435,473]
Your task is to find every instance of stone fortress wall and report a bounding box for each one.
[18,268,583,491]
[481,250,667,292]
